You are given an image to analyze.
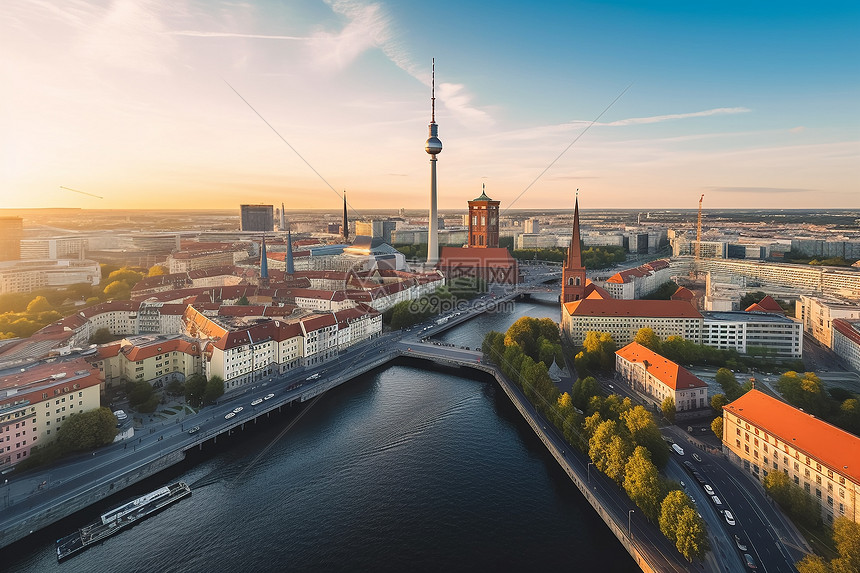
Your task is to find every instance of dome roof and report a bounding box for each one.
[472,190,492,201]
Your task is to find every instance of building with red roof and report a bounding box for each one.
[436,247,518,285]
[670,286,695,302]
[722,389,860,524]
[833,319,860,373]
[0,359,102,470]
[562,299,703,346]
[615,342,709,415]
[601,259,673,300]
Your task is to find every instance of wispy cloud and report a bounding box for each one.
[173,31,313,40]
[592,107,751,127]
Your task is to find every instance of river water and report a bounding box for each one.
[6,294,635,572]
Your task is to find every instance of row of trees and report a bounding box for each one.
[641,281,679,300]
[483,324,709,562]
[0,264,154,340]
[796,518,860,573]
[510,245,627,269]
[184,374,225,408]
[385,278,485,330]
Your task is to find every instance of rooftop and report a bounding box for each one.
[616,342,707,390]
[723,389,860,484]
[704,311,797,324]
[564,299,702,319]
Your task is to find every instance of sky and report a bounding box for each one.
[1,0,858,213]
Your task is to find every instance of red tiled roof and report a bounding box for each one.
[122,338,199,361]
[745,303,769,312]
[671,286,694,301]
[833,319,860,346]
[563,299,702,318]
[95,343,122,359]
[436,247,518,269]
[616,342,707,390]
[723,389,860,483]
[756,295,784,313]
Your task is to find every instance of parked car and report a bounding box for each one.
[703,484,715,495]
[692,453,702,462]
[683,460,695,472]
[743,553,757,570]
[672,443,685,456]
[734,534,748,551]
[724,510,736,525]
[711,495,723,506]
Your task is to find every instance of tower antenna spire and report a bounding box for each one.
[431,58,436,123]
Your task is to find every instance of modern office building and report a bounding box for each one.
[0,259,101,295]
[723,390,860,524]
[0,217,23,261]
[19,237,87,260]
[701,311,803,359]
[239,205,274,232]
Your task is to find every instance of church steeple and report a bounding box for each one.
[260,235,269,285]
[562,192,586,304]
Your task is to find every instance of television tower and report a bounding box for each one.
[425,58,442,265]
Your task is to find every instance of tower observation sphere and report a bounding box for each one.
[425,133,442,155]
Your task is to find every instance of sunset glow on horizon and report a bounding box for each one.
[2,0,858,212]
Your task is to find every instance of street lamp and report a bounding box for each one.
[628,509,634,538]
[588,462,594,483]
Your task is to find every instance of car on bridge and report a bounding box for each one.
[232,407,243,414]
[225,412,236,420]
[188,426,200,434]
[251,398,263,406]
[264,393,275,400]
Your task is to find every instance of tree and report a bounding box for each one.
[777,371,828,417]
[796,555,830,573]
[128,380,155,408]
[715,368,742,401]
[623,446,662,520]
[661,396,676,423]
[26,295,52,313]
[621,405,669,468]
[165,379,184,396]
[589,419,632,484]
[204,375,225,404]
[674,506,710,561]
[103,280,130,299]
[236,295,250,306]
[571,376,599,411]
[55,408,118,452]
[710,393,729,414]
[634,327,661,352]
[185,373,208,407]
[659,490,694,543]
[147,265,168,277]
[711,416,723,439]
[831,517,860,573]
[89,327,113,345]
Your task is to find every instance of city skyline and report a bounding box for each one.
[2,0,858,211]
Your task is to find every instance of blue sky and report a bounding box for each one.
[1,0,858,211]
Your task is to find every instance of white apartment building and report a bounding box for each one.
[832,319,860,373]
[796,295,860,348]
[561,299,704,347]
[600,260,673,300]
[723,390,860,524]
[702,311,803,359]
[0,259,101,295]
[694,259,860,300]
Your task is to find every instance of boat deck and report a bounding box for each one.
[56,482,191,561]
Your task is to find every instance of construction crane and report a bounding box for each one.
[695,194,704,260]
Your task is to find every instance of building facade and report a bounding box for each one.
[0,217,23,261]
[832,319,860,373]
[615,342,709,414]
[562,299,704,347]
[0,360,102,470]
[239,205,274,232]
[467,187,500,248]
[723,390,860,524]
[797,295,860,349]
[701,311,803,359]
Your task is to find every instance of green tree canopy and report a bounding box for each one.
[589,419,633,484]
[674,506,710,561]
[623,446,662,520]
[103,280,131,299]
[147,265,168,276]
[621,405,669,468]
[89,327,113,345]
[55,408,118,452]
[777,371,829,417]
[185,373,208,407]
[204,375,225,404]
[661,396,676,423]
[715,368,743,401]
[710,393,729,414]
[659,489,695,543]
[26,295,52,313]
[711,416,723,439]
[634,327,661,352]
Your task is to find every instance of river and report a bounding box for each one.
[5,294,635,572]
